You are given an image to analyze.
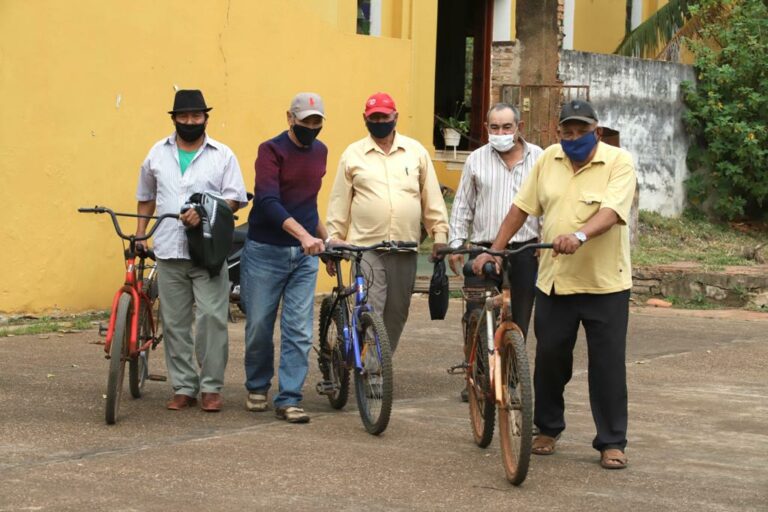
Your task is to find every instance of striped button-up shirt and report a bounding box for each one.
[136,134,248,260]
[449,141,543,248]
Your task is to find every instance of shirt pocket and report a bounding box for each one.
[575,192,602,223]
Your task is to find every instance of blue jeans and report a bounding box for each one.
[241,240,318,408]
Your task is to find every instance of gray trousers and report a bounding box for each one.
[156,259,229,396]
[361,251,418,354]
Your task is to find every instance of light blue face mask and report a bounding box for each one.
[561,130,598,162]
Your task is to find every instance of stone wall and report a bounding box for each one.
[559,51,696,216]
[491,42,522,105]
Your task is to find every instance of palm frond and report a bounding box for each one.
[615,0,693,58]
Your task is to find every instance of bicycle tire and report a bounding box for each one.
[497,327,533,485]
[106,293,131,425]
[129,302,151,399]
[354,311,393,435]
[466,309,495,448]
[318,296,350,409]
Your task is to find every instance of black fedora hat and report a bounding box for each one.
[168,89,213,114]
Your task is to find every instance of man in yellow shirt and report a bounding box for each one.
[326,92,449,353]
[474,100,636,470]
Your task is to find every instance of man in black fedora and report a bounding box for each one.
[135,89,248,412]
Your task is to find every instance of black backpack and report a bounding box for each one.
[185,192,234,277]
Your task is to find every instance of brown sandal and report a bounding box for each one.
[531,435,558,455]
[600,449,628,469]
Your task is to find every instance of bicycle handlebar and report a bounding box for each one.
[78,205,180,242]
[436,242,553,258]
[319,240,418,259]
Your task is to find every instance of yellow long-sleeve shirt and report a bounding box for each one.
[326,133,449,247]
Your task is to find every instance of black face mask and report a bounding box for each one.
[292,124,322,147]
[366,120,395,139]
[175,122,206,142]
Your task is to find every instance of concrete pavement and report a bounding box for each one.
[0,297,766,511]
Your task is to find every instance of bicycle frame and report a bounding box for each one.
[327,257,373,376]
[79,206,177,359]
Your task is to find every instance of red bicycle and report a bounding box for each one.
[79,206,178,424]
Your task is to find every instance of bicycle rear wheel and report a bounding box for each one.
[354,311,393,435]
[466,309,495,448]
[317,296,350,409]
[129,301,151,399]
[498,327,533,485]
[106,293,131,425]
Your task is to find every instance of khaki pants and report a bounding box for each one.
[361,251,418,354]
[157,259,229,396]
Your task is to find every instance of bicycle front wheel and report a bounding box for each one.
[497,327,533,485]
[129,301,151,399]
[354,311,393,435]
[318,296,350,409]
[466,309,495,448]
[106,293,131,425]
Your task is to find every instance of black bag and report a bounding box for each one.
[429,259,450,320]
[185,192,235,277]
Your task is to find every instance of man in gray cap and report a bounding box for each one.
[473,99,636,470]
[241,92,329,423]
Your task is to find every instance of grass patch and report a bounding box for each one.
[0,311,109,338]
[665,294,719,310]
[632,210,766,269]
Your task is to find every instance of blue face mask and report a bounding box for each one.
[561,130,598,162]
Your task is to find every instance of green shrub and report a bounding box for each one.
[682,0,768,220]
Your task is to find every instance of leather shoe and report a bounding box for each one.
[201,392,223,412]
[166,394,198,410]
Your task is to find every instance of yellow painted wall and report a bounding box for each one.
[0,0,439,313]
[572,0,628,54]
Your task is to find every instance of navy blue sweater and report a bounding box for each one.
[247,131,327,246]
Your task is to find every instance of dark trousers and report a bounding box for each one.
[533,289,630,451]
[464,240,538,339]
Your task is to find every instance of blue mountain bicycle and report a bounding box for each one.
[315,240,416,435]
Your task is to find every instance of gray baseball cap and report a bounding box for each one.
[290,92,325,120]
[559,99,598,124]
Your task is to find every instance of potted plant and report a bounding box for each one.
[438,102,469,154]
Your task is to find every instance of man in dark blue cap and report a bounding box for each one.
[474,99,636,470]
[135,89,248,413]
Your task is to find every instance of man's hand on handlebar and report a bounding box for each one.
[472,252,502,276]
[135,237,150,253]
[430,242,447,262]
[300,234,325,256]
[180,207,201,228]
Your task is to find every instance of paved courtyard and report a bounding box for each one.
[1,297,766,511]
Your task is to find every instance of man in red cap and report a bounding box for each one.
[326,92,449,354]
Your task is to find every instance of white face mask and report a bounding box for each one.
[488,133,516,152]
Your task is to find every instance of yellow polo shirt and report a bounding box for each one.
[513,142,637,295]
[326,132,449,246]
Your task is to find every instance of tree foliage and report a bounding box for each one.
[682,0,768,220]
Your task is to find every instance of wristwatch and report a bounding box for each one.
[573,231,588,245]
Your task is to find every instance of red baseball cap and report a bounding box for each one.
[364,92,397,116]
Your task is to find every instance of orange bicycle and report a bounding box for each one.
[440,242,552,485]
[79,206,178,424]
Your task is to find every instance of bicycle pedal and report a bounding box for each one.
[148,374,167,381]
[315,381,338,395]
[447,362,468,375]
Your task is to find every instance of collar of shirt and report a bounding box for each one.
[362,131,406,155]
[490,138,533,170]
